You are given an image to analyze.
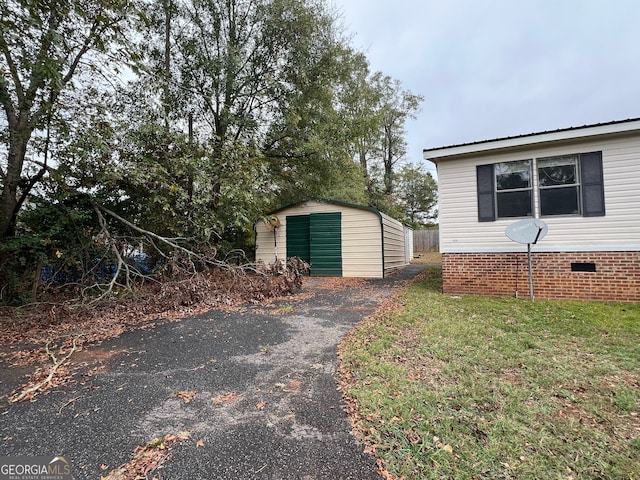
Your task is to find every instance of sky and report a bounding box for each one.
[330,0,640,174]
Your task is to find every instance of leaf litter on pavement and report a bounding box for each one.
[0,268,308,403]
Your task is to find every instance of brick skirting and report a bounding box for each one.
[442,251,640,302]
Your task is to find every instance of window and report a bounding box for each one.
[538,155,580,216]
[476,151,604,222]
[495,160,532,218]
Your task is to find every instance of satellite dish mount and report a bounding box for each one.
[505,219,548,300]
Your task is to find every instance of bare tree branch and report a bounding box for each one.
[9,336,80,403]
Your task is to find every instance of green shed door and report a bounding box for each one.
[310,212,342,276]
[285,212,342,276]
[286,215,311,264]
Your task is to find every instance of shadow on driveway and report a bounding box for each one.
[0,265,427,479]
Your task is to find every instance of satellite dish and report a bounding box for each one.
[505,219,548,245]
[263,214,281,231]
[505,219,549,301]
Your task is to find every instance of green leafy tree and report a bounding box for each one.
[334,51,382,193]
[375,75,423,196]
[396,163,438,227]
[135,0,370,226]
[0,0,137,239]
[336,67,423,204]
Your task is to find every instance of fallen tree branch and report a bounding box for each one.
[9,336,80,403]
[87,204,134,302]
[93,202,212,262]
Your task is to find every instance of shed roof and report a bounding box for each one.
[268,198,383,220]
[423,118,640,162]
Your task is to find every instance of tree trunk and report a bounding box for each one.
[359,149,368,178]
[384,127,393,195]
[0,131,30,239]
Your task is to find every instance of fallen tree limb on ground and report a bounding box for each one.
[8,336,81,403]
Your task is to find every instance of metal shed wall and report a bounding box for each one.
[255,199,411,278]
[381,212,408,276]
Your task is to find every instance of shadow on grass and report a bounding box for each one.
[413,265,443,292]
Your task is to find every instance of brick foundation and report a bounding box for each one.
[442,251,640,302]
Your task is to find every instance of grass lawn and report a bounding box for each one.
[338,267,640,480]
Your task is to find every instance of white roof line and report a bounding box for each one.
[423,118,640,160]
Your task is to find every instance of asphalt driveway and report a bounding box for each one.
[0,265,426,479]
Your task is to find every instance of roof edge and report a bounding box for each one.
[423,118,640,161]
[268,197,383,220]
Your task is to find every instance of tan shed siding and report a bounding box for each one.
[438,135,640,253]
[255,217,287,264]
[341,207,383,277]
[381,213,406,274]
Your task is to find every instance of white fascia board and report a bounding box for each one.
[424,119,640,161]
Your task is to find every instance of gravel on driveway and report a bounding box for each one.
[0,265,426,479]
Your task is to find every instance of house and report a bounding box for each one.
[423,119,640,302]
[254,199,412,278]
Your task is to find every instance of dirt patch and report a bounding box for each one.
[72,346,130,367]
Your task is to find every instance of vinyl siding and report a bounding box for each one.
[437,135,640,253]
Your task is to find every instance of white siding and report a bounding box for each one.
[254,200,384,277]
[437,135,640,253]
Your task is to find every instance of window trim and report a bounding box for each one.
[476,151,604,221]
[537,154,581,217]
[494,159,533,219]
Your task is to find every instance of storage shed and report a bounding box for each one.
[255,199,411,278]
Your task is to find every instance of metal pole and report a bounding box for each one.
[273,229,278,262]
[528,242,534,300]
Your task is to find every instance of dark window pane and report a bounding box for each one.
[538,164,576,186]
[497,191,532,218]
[496,161,531,190]
[540,187,580,215]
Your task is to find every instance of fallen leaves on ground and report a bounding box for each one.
[376,458,405,480]
[174,390,197,404]
[1,267,308,403]
[307,277,367,291]
[211,392,242,405]
[101,431,190,480]
[282,380,302,393]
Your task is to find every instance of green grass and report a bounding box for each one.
[339,267,640,480]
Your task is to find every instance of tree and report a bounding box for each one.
[0,0,136,239]
[396,163,438,227]
[336,68,424,203]
[335,51,382,191]
[135,0,371,225]
[374,74,423,195]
